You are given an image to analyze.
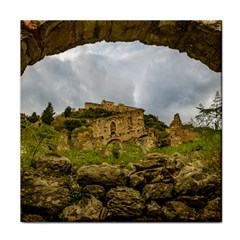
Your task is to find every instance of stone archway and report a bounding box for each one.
[21,20,221,75]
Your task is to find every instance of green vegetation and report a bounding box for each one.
[72,108,117,119]
[69,188,91,205]
[63,106,73,117]
[144,114,168,131]
[144,114,170,147]
[190,91,222,130]
[61,141,144,168]
[41,102,55,125]
[21,102,221,175]
[28,112,40,123]
[21,124,58,168]
[152,128,221,173]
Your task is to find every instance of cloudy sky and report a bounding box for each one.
[21,40,221,125]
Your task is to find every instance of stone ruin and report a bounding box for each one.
[72,100,152,149]
[167,113,196,146]
[88,100,147,145]
[70,101,196,149]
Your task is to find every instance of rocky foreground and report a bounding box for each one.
[21,153,221,222]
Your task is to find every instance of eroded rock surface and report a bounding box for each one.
[21,173,70,216]
[21,20,221,74]
[76,163,127,188]
[106,187,145,220]
[161,201,198,221]
[35,154,73,176]
[62,195,103,222]
[21,152,221,222]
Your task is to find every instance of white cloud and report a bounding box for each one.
[21,41,221,125]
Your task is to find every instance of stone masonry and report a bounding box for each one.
[167,113,196,146]
[87,100,147,145]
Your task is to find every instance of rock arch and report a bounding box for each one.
[21,20,221,75]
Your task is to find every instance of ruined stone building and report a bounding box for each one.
[85,100,141,113]
[88,100,147,145]
[72,100,156,150]
[167,113,196,146]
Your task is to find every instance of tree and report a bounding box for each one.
[41,102,55,125]
[64,106,72,117]
[194,91,222,130]
[28,112,39,123]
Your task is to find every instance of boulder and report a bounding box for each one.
[146,201,162,217]
[76,163,127,188]
[161,201,198,221]
[21,214,46,222]
[142,182,174,201]
[198,197,221,221]
[106,187,145,219]
[174,165,221,198]
[35,154,73,176]
[129,172,146,190]
[83,185,105,200]
[21,174,70,216]
[174,165,206,196]
[175,196,207,209]
[129,167,174,188]
[195,174,221,199]
[144,152,169,162]
[62,196,103,222]
[133,159,166,171]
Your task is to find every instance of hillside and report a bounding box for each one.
[20,104,221,222]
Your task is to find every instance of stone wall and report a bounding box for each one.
[21,153,221,222]
[71,100,148,147]
[92,109,146,145]
[85,100,142,113]
[21,20,221,75]
[167,113,196,146]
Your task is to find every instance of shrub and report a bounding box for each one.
[64,120,82,132]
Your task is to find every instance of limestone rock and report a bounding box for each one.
[106,187,145,219]
[175,196,207,209]
[174,165,206,195]
[35,154,73,176]
[146,201,162,217]
[198,197,221,221]
[174,165,221,198]
[144,152,168,162]
[62,196,103,222]
[21,174,70,216]
[83,185,105,200]
[142,182,174,201]
[161,201,198,221]
[129,172,146,190]
[133,159,166,171]
[99,207,108,221]
[76,163,127,187]
[21,214,46,222]
[21,21,221,74]
[195,174,221,199]
[130,167,174,188]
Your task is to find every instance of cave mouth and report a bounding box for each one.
[21,40,221,125]
[21,20,221,75]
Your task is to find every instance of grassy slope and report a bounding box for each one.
[151,128,222,173]
[21,112,221,174]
